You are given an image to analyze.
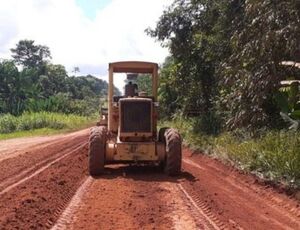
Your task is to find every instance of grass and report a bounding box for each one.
[0,112,97,140]
[160,117,300,188]
[0,128,64,140]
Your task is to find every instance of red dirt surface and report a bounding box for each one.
[57,166,200,229]
[181,148,300,229]
[0,130,299,229]
[0,130,89,229]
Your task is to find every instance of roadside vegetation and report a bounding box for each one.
[0,112,96,140]
[152,0,300,188]
[0,40,119,138]
[161,118,300,188]
[0,40,120,117]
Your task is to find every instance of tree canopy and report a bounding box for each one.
[1,40,120,116]
[11,40,52,69]
[150,0,300,132]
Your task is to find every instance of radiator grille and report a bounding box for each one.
[120,100,152,133]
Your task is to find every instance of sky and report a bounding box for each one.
[0,0,172,91]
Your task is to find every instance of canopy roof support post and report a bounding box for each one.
[152,64,158,101]
[108,65,113,131]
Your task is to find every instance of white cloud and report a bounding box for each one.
[0,0,171,91]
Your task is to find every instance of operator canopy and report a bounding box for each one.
[109,61,158,73]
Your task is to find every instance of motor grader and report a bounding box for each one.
[89,61,182,176]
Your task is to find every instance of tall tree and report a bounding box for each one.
[148,0,239,133]
[72,66,80,76]
[10,40,51,69]
[151,0,299,131]
[0,60,25,115]
[221,0,300,129]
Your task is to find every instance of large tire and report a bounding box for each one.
[164,128,182,176]
[89,126,107,176]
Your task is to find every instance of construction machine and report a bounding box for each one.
[89,61,182,176]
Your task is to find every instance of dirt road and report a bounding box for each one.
[0,129,299,229]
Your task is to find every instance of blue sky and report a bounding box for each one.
[75,0,111,19]
[0,0,172,90]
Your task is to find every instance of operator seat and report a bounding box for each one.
[125,81,138,97]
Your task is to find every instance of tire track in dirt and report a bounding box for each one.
[181,148,300,229]
[50,147,299,230]
[1,130,299,229]
[177,183,226,230]
[51,166,227,230]
[0,142,87,196]
[0,132,89,229]
[52,165,200,230]
[184,156,300,218]
[0,130,89,185]
[183,158,300,221]
[0,129,89,162]
[51,177,93,230]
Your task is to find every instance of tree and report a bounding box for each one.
[221,0,300,129]
[72,66,80,76]
[0,60,26,115]
[10,40,51,69]
[148,0,237,133]
[43,64,68,95]
[158,56,180,117]
[136,74,152,96]
[1,39,120,116]
[151,0,299,131]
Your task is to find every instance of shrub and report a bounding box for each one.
[0,114,17,133]
[161,118,300,188]
[0,112,95,134]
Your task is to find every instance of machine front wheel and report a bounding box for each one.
[89,126,107,176]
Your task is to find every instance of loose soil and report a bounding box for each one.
[0,129,299,229]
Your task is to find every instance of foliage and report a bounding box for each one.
[0,61,110,115]
[10,40,51,69]
[0,128,65,141]
[275,81,300,129]
[0,40,120,116]
[161,118,300,188]
[214,131,300,186]
[148,0,241,133]
[0,60,26,115]
[136,74,152,96]
[220,0,300,129]
[0,112,95,134]
[277,82,300,114]
[151,0,300,132]
[158,57,181,117]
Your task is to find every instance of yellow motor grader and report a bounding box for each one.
[89,61,182,176]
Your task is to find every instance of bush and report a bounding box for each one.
[215,131,300,185]
[26,93,101,116]
[161,118,300,188]
[0,112,95,134]
[0,114,17,133]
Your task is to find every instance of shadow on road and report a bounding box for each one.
[92,164,197,183]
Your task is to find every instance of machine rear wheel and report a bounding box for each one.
[89,126,107,176]
[164,128,182,176]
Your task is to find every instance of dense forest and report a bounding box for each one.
[151,0,300,186]
[151,0,300,133]
[0,40,120,117]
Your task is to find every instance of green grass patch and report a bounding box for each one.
[160,118,300,188]
[0,112,96,139]
[0,128,64,140]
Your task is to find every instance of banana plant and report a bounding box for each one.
[276,81,300,130]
